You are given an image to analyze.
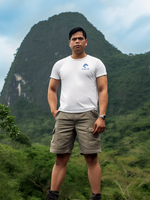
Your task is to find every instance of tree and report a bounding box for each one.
[0,103,31,146]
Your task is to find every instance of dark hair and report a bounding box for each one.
[69,27,87,40]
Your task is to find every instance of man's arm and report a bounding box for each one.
[47,78,60,118]
[92,75,108,134]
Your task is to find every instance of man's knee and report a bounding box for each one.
[84,154,98,165]
[55,153,70,166]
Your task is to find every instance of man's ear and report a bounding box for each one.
[85,39,88,46]
[68,40,71,47]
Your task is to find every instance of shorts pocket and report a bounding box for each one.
[51,128,56,145]
[88,127,101,147]
[88,110,99,119]
[55,111,60,119]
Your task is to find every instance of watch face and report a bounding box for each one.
[103,115,106,120]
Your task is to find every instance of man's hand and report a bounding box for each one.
[51,110,59,118]
[92,117,106,134]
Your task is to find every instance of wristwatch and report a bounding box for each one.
[99,115,106,120]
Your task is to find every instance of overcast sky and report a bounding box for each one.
[0,0,150,92]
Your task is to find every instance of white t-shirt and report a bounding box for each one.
[50,55,107,113]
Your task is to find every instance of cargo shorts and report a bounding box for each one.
[50,110,101,155]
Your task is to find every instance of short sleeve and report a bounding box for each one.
[95,59,107,78]
[50,61,61,80]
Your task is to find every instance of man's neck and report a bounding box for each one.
[71,52,87,59]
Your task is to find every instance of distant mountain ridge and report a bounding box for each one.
[0,12,150,117]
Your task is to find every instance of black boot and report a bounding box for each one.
[46,190,59,200]
[91,193,102,200]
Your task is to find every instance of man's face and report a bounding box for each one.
[69,31,87,53]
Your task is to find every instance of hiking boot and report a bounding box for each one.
[91,193,102,200]
[46,190,59,200]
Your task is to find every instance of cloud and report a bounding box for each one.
[91,0,150,53]
[121,15,150,53]
[0,35,19,92]
[0,36,15,70]
[99,0,150,29]
[0,1,26,34]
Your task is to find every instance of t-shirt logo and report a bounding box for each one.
[82,63,89,70]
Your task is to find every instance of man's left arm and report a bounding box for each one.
[92,75,108,134]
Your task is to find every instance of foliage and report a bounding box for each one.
[0,144,25,200]
[0,103,31,146]
[8,97,55,144]
[102,100,150,153]
[0,136,150,200]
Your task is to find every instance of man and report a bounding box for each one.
[47,27,108,200]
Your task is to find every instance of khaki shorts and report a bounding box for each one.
[50,110,101,155]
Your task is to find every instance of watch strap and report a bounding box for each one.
[99,115,106,120]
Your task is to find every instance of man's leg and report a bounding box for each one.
[51,153,70,191]
[84,153,101,194]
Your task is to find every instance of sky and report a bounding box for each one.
[0,0,150,92]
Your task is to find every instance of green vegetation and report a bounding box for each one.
[106,52,150,115]
[0,103,31,147]
[0,101,150,199]
[9,97,55,145]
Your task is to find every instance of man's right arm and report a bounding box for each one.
[47,78,60,118]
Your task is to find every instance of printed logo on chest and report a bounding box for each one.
[82,63,89,70]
